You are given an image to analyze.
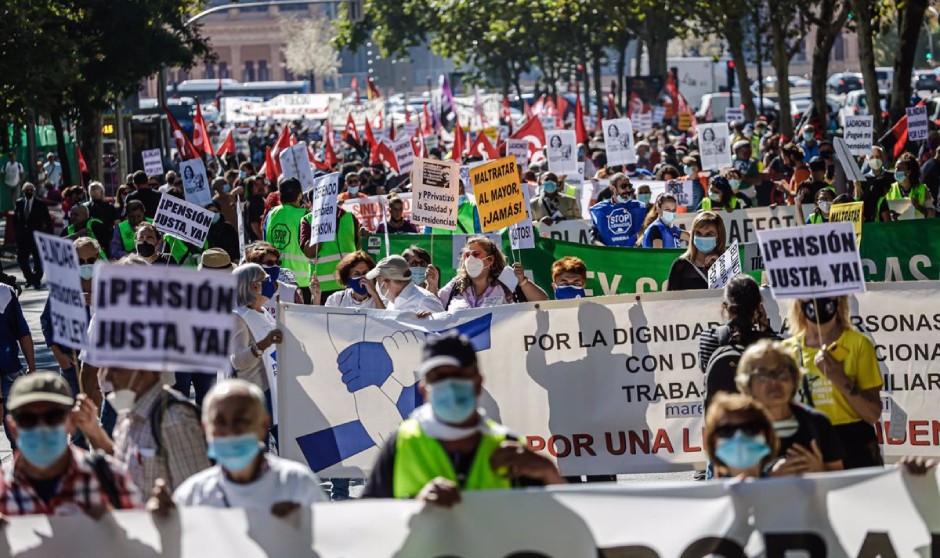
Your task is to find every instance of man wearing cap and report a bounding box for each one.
[362,333,563,504]
[198,247,233,271]
[0,373,140,515]
[798,156,834,202]
[367,255,444,314]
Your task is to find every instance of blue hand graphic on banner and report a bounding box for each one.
[337,342,394,392]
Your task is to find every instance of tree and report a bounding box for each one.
[889,0,928,124]
[851,0,887,135]
[805,0,850,130]
[766,0,809,137]
[693,0,759,121]
[282,15,341,90]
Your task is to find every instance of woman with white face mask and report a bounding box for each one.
[795,187,835,225]
[639,193,689,248]
[438,237,547,311]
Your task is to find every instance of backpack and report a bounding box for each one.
[703,325,747,409]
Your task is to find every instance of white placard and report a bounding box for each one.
[546,130,578,175]
[424,134,440,150]
[509,183,535,250]
[907,105,929,141]
[652,106,666,124]
[279,142,316,193]
[34,232,89,350]
[87,265,237,373]
[665,179,694,207]
[309,172,340,245]
[141,149,164,178]
[697,123,732,171]
[402,121,419,138]
[707,241,742,290]
[179,158,212,208]
[392,137,415,175]
[236,200,247,258]
[602,118,636,167]
[843,115,873,157]
[725,108,744,123]
[539,115,557,131]
[153,193,214,247]
[757,221,864,299]
[636,112,653,134]
[833,137,865,183]
[506,139,530,170]
[411,158,460,230]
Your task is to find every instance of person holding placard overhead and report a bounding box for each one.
[638,193,689,248]
[782,297,883,469]
[884,153,936,218]
[666,211,725,291]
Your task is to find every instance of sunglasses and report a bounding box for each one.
[14,407,69,428]
[79,257,97,265]
[714,420,764,439]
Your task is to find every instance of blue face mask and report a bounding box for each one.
[542,180,558,194]
[895,171,907,184]
[683,165,694,176]
[429,378,477,424]
[261,266,280,298]
[693,236,718,253]
[554,285,586,300]
[348,275,370,296]
[458,195,467,206]
[223,184,232,194]
[410,266,428,285]
[260,276,276,299]
[211,213,221,225]
[637,193,652,204]
[18,425,69,469]
[239,171,247,180]
[714,431,771,470]
[208,433,262,473]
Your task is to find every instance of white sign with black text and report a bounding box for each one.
[141,149,164,178]
[907,105,929,141]
[411,158,460,230]
[392,137,414,175]
[602,118,636,167]
[34,232,89,350]
[309,173,340,245]
[708,241,742,290]
[179,158,212,208]
[507,139,530,170]
[546,130,578,175]
[153,193,214,247]
[279,142,316,193]
[843,115,873,157]
[698,123,732,171]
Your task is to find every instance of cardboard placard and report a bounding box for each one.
[470,156,527,232]
[34,232,89,350]
[309,173,340,244]
[179,158,212,208]
[411,158,460,230]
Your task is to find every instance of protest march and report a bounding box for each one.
[8,0,940,555]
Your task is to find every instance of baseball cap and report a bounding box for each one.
[8,372,75,412]
[416,332,478,379]
[198,248,233,271]
[732,140,751,152]
[366,255,412,281]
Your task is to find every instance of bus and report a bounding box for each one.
[167,79,310,101]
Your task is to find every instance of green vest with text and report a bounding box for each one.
[164,235,203,267]
[885,182,927,217]
[392,418,511,499]
[305,210,356,291]
[432,202,477,235]
[700,197,739,212]
[118,218,153,254]
[67,218,106,259]
[266,204,311,287]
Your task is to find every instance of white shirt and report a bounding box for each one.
[43,161,62,187]
[387,282,444,313]
[172,455,327,510]
[4,162,22,187]
[325,288,376,309]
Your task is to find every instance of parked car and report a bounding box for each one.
[913,69,940,92]
[826,72,864,95]
[837,89,889,128]
[749,75,811,97]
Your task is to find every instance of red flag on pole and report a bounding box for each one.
[374,140,398,172]
[216,129,236,156]
[421,103,433,135]
[366,77,382,101]
[509,116,546,158]
[468,131,499,160]
[344,114,360,147]
[411,133,425,158]
[324,135,338,169]
[75,146,88,186]
[270,125,291,175]
[574,95,588,144]
[192,101,214,158]
[365,119,378,151]
[262,147,278,183]
[163,105,199,160]
[450,118,465,162]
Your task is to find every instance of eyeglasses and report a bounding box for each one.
[714,420,764,439]
[462,250,485,259]
[79,257,97,265]
[751,368,793,384]
[14,408,69,428]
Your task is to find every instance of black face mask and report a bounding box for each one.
[24,192,33,199]
[802,298,838,324]
[136,241,156,258]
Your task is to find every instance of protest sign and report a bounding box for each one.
[391,137,414,174]
[344,193,413,232]
[539,115,557,131]
[707,241,742,290]
[833,137,865,182]
[907,105,929,141]
[758,221,864,299]
[829,200,864,244]
[677,111,692,131]
[652,105,666,124]
[236,200,247,257]
[153,193,214,246]
[635,112,653,134]
[87,265,237,373]
[602,118,636,167]
[424,134,440,150]
[725,107,744,123]
[509,183,535,250]
[411,158,459,230]
[141,148,164,178]
[506,139,530,170]
[280,282,940,478]
[402,121,418,138]
[887,198,920,220]
[545,130,578,175]
[278,142,316,193]
[33,232,88,349]
[665,179,694,207]
[179,158,212,208]
[843,115,873,156]
[697,123,732,171]
[309,172,339,244]
[470,156,526,231]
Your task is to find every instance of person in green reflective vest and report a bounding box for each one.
[134,222,176,265]
[884,154,936,218]
[61,204,106,259]
[110,200,150,260]
[301,202,359,300]
[362,333,564,504]
[422,182,481,235]
[265,177,317,301]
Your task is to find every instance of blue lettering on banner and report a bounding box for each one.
[590,200,647,247]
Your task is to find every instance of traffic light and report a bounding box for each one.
[726,61,736,91]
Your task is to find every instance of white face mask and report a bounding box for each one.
[869,158,883,171]
[818,201,832,214]
[464,256,486,278]
[376,280,391,303]
[106,389,137,414]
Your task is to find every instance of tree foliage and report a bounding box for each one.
[282,14,341,81]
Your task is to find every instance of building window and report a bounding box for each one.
[244,61,256,82]
[219,62,229,79]
[833,34,845,62]
[258,60,269,81]
[205,62,216,79]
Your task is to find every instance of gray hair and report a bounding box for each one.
[88,181,105,199]
[70,204,89,219]
[73,236,100,254]
[202,378,266,425]
[233,263,267,306]
[609,172,628,186]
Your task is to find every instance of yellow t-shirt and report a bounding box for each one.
[783,329,883,426]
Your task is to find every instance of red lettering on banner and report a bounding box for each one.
[526,435,545,452]
[682,428,702,452]
[652,429,674,454]
[875,420,940,446]
[572,434,596,456]
[548,435,571,458]
[910,420,929,446]
[605,431,627,455]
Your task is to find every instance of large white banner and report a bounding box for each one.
[33,232,88,349]
[8,468,938,557]
[279,282,940,478]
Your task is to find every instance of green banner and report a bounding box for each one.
[860,219,940,282]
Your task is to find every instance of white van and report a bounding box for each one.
[875,67,895,90]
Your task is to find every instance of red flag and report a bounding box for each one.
[372,110,384,132]
[574,95,588,144]
[509,117,546,157]
[351,77,360,105]
[879,115,910,159]
[450,119,465,161]
[163,106,199,160]
[262,147,278,183]
[192,101,214,158]
[421,103,433,135]
[366,77,382,101]
[388,120,396,142]
[344,114,360,147]
[373,140,399,172]
[214,77,223,110]
[324,134,338,169]
[665,72,680,113]
[270,125,291,175]
[627,92,643,119]
[216,129,236,156]
[365,119,378,151]
[524,100,533,120]
[468,131,498,160]
[308,144,330,171]
[404,106,412,122]
[411,133,425,158]
[75,145,88,186]
[501,96,513,135]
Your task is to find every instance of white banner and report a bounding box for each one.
[309,173,340,245]
[34,232,88,350]
[844,115,873,157]
[707,241,741,290]
[279,282,940,478]
[4,469,940,557]
[279,142,316,194]
[546,130,578,175]
[758,221,864,299]
[141,148,164,178]
[153,193,214,247]
[411,158,459,230]
[602,118,637,167]
[87,265,237,373]
[698,123,732,171]
[907,105,929,141]
[179,158,212,208]
[392,137,414,175]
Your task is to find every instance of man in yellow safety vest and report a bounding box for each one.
[264,177,313,300]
